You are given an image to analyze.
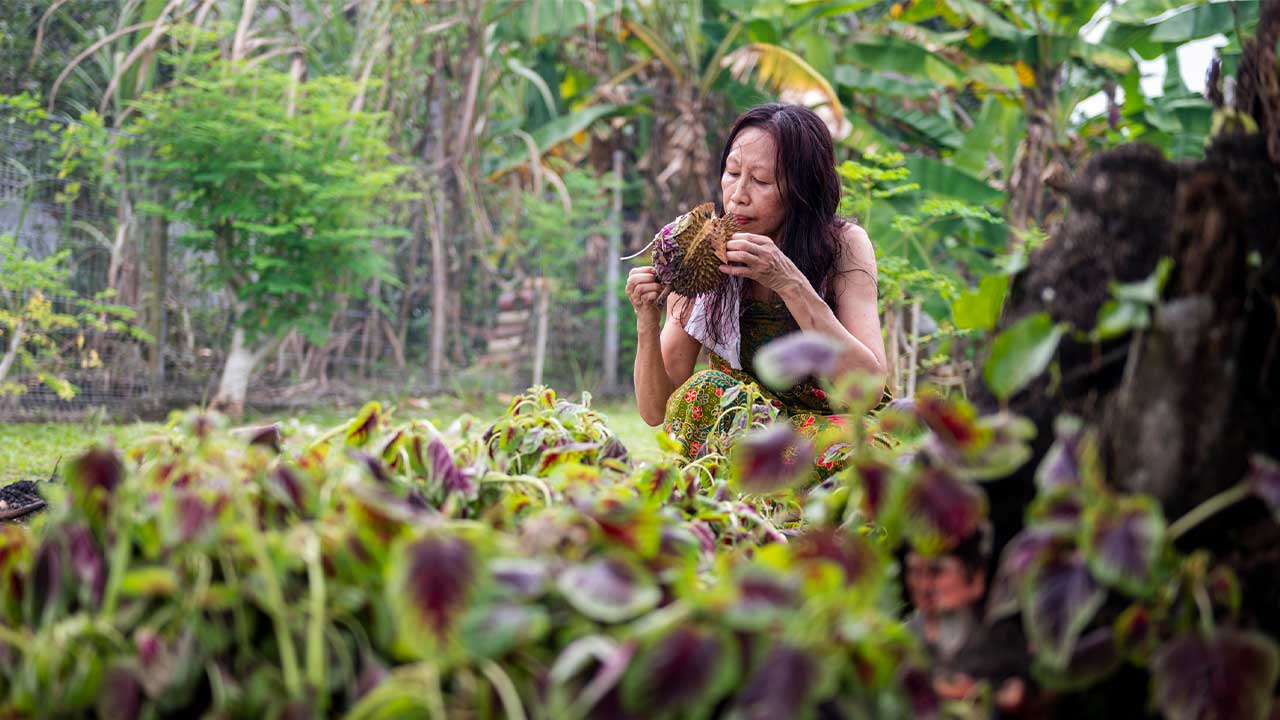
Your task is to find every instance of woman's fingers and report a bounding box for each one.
[724,249,756,264]
[730,232,772,247]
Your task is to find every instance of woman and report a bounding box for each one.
[626,104,887,470]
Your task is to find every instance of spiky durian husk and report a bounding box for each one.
[651,202,739,297]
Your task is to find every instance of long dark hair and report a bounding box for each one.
[687,104,849,350]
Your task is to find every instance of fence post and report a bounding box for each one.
[906,297,921,399]
[531,278,551,387]
[147,212,167,392]
[884,302,900,399]
[602,149,622,395]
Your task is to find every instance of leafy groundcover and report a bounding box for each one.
[0,334,1276,719]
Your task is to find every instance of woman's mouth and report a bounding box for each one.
[733,215,753,226]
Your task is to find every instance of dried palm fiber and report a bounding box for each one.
[622,202,740,297]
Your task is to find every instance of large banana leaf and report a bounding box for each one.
[940,0,1027,41]
[1104,1,1259,58]
[952,97,1024,177]
[488,104,627,177]
[893,108,965,149]
[902,155,1004,206]
[835,64,942,100]
[842,36,967,88]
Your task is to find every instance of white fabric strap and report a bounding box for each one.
[682,278,742,370]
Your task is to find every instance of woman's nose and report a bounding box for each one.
[729,177,749,206]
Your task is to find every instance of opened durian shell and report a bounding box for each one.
[621,202,739,297]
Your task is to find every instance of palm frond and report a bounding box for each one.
[722,42,849,138]
[622,19,684,84]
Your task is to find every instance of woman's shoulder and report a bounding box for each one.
[836,221,875,266]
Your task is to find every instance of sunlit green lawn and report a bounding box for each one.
[0,394,659,483]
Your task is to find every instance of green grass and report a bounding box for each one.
[0,394,660,483]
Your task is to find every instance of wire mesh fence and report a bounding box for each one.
[0,117,480,421]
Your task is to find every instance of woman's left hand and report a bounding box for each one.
[720,232,802,293]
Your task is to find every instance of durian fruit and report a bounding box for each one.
[621,202,739,297]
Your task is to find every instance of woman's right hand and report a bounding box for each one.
[626,266,668,327]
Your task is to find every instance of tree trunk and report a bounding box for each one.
[971,12,1280,700]
[0,319,26,388]
[210,327,266,417]
[1007,66,1059,232]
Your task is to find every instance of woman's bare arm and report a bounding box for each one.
[634,293,701,426]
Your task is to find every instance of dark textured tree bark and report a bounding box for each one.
[974,8,1280,714]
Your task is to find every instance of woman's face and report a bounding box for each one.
[721,126,785,240]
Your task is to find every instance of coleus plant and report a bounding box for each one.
[0,386,937,718]
[986,419,1280,719]
[3,338,1269,718]
[750,331,1280,718]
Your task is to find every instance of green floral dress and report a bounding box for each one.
[663,297,857,478]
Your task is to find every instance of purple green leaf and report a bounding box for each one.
[67,448,124,518]
[1152,629,1280,720]
[728,571,798,628]
[535,441,600,475]
[350,450,392,484]
[734,644,821,720]
[387,532,476,657]
[32,532,64,612]
[621,626,736,716]
[176,492,216,542]
[903,467,988,555]
[601,435,629,462]
[1207,566,1242,617]
[558,558,660,623]
[1114,603,1158,663]
[356,650,389,700]
[920,410,1036,482]
[66,524,105,607]
[1022,549,1106,670]
[271,466,305,512]
[914,394,983,451]
[1082,496,1165,596]
[793,527,879,586]
[345,401,382,447]
[1034,626,1122,690]
[731,424,814,494]
[95,664,141,720]
[1035,416,1101,492]
[899,665,941,719]
[1246,454,1280,523]
[246,423,282,452]
[427,437,474,498]
[987,529,1057,621]
[460,603,549,659]
[491,558,550,599]
[851,457,891,519]
[753,331,844,390]
[1027,489,1086,533]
